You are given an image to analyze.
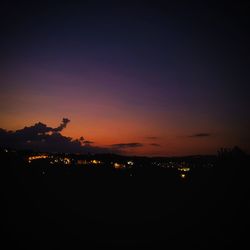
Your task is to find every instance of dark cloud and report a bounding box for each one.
[111,143,143,149]
[189,133,211,138]
[0,119,111,154]
[146,136,158,140]
[53,118,70,132]
[83,140,94,145]
[150,143,161,147]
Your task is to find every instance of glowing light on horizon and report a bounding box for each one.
[178,167,190,172]
[91,159,101,164]
[28,155,48,162]
[113,162,126,169]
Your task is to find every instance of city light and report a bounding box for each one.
[180,173,186,178]
[113,162,126,169]
[77,159,88,165]
[127,161,134,166]
[91,160,101,164]
[64,158,71,164]
[178,167,190,172]
[23,152,218,181]
[28,155,48,162]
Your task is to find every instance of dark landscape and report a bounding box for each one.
[2,147,249,249]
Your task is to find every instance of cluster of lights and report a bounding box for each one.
[28,155,48,163]
[64,158,71,165]
[28,155,71,165]
[113,162,126,169]
[77,159,88,165]
[77,159,101,165]
[178,167,190,172]
[26,154,215,181]
[90,159,101,164]
[112,161,135,169]
[49,157,71,165]
[152,161,176,168]
[178,167,190,179]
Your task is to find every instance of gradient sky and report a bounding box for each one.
[0,1,249,156]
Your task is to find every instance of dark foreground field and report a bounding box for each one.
[2,153,249,249]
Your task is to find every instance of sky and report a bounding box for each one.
[0,1,249,156]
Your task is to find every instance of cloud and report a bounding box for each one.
[150,143,161,147]
[53,118,70,132]
[111,143,143,149]
[189,133,211,138]
[0,118,111,154]
[146,136,158,140]
[83,140,94,145]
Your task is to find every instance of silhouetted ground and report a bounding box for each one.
[1,151,249,249]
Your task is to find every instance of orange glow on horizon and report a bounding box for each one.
[0,113,245,156]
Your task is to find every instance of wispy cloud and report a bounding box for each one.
[189,133,211,138]
[83,140,94,145]
[145,136,158,140]
[149,143,161,147]
[111,142,143,149]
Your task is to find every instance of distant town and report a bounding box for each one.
[1,147,218,179]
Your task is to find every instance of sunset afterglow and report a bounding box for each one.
[0,2,249,156]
